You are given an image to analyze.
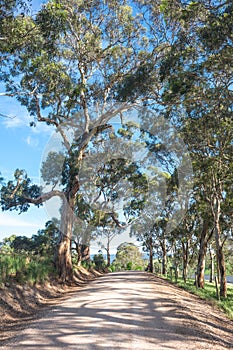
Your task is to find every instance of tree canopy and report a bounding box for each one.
[0,0,232,297]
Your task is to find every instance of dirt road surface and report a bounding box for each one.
[1,271,233,350]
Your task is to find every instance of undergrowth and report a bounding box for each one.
[161,275,233,320]
[0,254,56,285]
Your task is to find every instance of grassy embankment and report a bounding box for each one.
[0,254,56,285]
[161,275,233,320]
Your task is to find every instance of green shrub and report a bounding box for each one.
[112,243,145,271]
[93,253,106,270]
[81,259,94,270]
[108,265,116,272]
[0,253,55,284]
[126,261,133,270]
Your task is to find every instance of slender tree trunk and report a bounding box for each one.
[182,240,189,283]
[149,235,153,273]
[76,244,82,266]
[213,197,227,297]
[161,238,167,275]
[197,220,209,288]
[209,249,215,283]
[106,239,111,267]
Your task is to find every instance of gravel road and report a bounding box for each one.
[1,271,233,350]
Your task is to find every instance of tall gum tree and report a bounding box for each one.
[155,0,233,297]
[0,0,168,281]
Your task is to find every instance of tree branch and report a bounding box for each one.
[34,96,57,125]
[109,212,128,229]
[25,190,65,205]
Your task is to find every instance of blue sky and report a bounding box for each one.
[31,0,47,13]
[0,0,51,242]
[0,93,54,241]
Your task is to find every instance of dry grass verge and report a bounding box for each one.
[0,267,103,342]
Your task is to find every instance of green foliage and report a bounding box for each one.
[25,258,54,284]
[41,151,65,186]
[116,62,155,102]
[0,220,60,256]
[1,0,233,284]
[81,259,94,270]
[112,242,145,271]
[34,219,61,255]
[164,277,233,320]
[0,253,55,284]
[93,253,106,270]
[126,261,132,270]
[10,235,32,252]
[0,220,60,284]
[108,264,116,272]
[0,169,42,213]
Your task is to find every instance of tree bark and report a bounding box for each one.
[81,244,90,262]
[106,239,111,267]
[56,195,76,282]
[182,240,189,283]
[149,235,153,273]
[57,235,73,282]
[196,219,209,288]
[161,238,167,275]
[209,249,215,283]
[213,196,227,297]
[75,243,82,266]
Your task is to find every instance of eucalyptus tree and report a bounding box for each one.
[155,0,233,297]
[0,0,32,55]
[182,105,233,298]
[97,227,121,267]
[0,0,33,117]
[113,242,144,271]
[0,0,170,281]
[194,201,213,288]
[130,168,177,274]
[75,122,157,266]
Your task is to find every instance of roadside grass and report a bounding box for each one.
[161,276,233,320]
[0,254,56,285]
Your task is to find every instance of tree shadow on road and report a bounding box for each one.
[1,272,233,349]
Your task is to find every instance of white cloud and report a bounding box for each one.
[0,102,54,135]
[25,135,39,147]
[0,212,39,228]
[2,114,29,128]
[0,209,49,241]
[2,113,53,135]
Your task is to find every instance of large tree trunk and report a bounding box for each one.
[57,235,73,282]
[213,197,227,298]
[196,219,209,288]
[81,244,90,262]
[74,243,90,266]
[57,195,75,282]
